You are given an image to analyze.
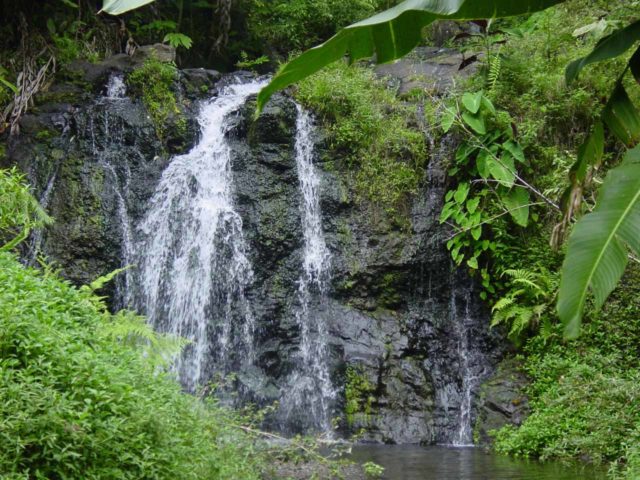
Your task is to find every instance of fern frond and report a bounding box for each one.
[487,50,502,92]
[102,311,188,368]
[509,309,533,337]
[492,296,515,313]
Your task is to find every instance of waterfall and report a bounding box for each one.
[449,282,490,446]
[279,106,335,433]
[130,79,265,392]
[93,74,135,308]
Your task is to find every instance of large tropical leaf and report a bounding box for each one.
[566,19,640,85]
[602,82,640,146]
[99,0,154,15]
[557,145,640,339]
[256,0,565,112]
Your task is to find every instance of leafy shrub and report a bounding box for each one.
[296,61,427,218]
[0,250,265,479]
[493,265,640,476]
[0,167,51,249]
[128,59,184,138]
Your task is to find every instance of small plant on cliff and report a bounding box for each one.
[296,61,427,219]
[344,366,376,427]
[128,58,184,139]
[439,91,545,299]
[0,167,52,250]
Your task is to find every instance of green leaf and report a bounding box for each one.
[476,150,491,178]
[456,143,477,163]
[557,144,640,339]
[466,197,480,214]
[467,257,479,269]
[566,19,640,84]
[471,226,482,241]
[0,76,19,94]
[602,82,640,146]
[462,91,483,114]
[257,0,565,112]
[502,186,530,227]
[570,121,605,183]
[163,33,193,50]
[46,18,56,35]
[481,96,496,115]
[462,111,486,134]
[454,183,470,204]
[502,140,525,163]
[487,152,516,187]
[100,0,154,15]
[88,266,131,292]
[441,107,456,133]
[630,46,640,84]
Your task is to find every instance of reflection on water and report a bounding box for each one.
[350,445,606,480]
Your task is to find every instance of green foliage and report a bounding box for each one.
[0,67,18,95]
[163,32,193,50]
[494,261,640,476]
[0,250,266,479]
[235,51,270,71]
[558,145,640,338]
[440,90,536,297]
[0,167,52,250]
[491,268,556,343]
[296,61,427,217]
[127,59,183,139]
[363,461,385,478]
[257,0,565,111]
[344,366,376,427]
[247,0,385,54]
[493,356,640,465]
[566,19,640,85]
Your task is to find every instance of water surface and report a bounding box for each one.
[351,445,605,480]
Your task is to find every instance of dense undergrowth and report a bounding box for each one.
[439,1,640,477]
[0,248,268,479]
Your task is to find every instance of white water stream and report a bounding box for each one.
[279,106,335,432]
[131,79,265,392]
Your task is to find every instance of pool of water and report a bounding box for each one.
[350,445,606,480]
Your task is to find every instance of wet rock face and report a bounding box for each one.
[4,51,506,444]
[226,91,504,442]
[474,359,530,446]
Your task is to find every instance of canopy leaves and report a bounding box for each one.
[557,145,640,338]
[257,0,564,112]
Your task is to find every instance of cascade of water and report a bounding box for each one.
[131,80,265,392]
[279,105,335,433]
[93,74,135,307]
[450,284,489,446]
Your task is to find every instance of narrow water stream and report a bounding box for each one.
[350,445,606,480]
[278,105,335,433]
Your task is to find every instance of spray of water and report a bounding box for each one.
[278,105,335,433]
[131,80,265,392]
